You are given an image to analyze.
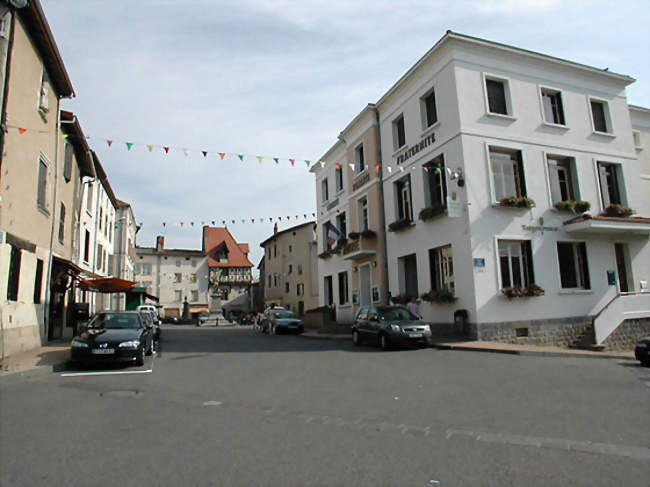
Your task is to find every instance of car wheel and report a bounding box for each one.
[352,330,362,346]
[136,346,145,366]
[379,334,390,351]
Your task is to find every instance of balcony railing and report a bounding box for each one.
[342,234,377,260]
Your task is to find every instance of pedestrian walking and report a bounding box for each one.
[406,295,421,318]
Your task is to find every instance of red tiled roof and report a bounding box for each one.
[203,227,253,268]
[238,243,250,255]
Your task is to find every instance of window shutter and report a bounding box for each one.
[598,163,610,207]
[547,159,561,204]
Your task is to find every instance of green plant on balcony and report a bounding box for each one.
[421,288,457,303]
[387,219,413,232]
[499,196,536,209]
[603,204,634,217]
[360,229,377,239]
[419,205,446,221]
[554,200,591,214]
[502,284,545,299]
[348,232,360,240]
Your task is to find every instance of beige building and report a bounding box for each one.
[0,0,75,356]
[311,105,389,323]
[260,221,319,316]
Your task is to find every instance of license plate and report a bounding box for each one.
[91,349,114,354]
[408,333,423,338]
[288,325,297,328]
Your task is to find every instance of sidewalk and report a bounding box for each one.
[0,341,70,380]
[301,331,636,360]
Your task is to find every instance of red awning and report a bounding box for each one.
[77,277,136,293]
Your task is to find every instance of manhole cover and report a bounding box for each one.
[100,390,143,398]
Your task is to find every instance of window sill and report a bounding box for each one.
[541,121,569,130]
[336,189,345,196]
[37,206,50,217]
[392,144,408,157]
[592,130,616,138]
[486,112,516,121]
[558,289,593,295]
[421,121,440,138]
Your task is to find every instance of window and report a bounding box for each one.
[590,99,611,134]
[297,265,303,276]
[288,245,292,253]
[58,203,66,243]
[274,245,277,257]
[547,155,577,204]
[324,275,333,305]
[141,263,152,275]
[174,273,182,283]
[108,220,112,242]
[597,162,623,207]
[355,144,365,173]
[541,88,565,125]
[176,260,181,267]
[395,176,413,221]
[485,77,510,115]
[335,167,343,191]
[174,290,182,302]
[7,245,21,301]
[429,245,454,292]
[285,282,290,293]
[288,265,292,275]
[98,207,103,231]
[190,273,197,283]
[557,242,590,289]
[63,142,73,182]
[392,115,406,150]
[83,230,90,263]
[498,240,534,289]
[322,178,329,202]
[141,281,152,290]
[322,222,332,251]
[32,259,43,304]
[336,212,347,240]
[632,130,642,149]
[358,197,369,231]
[297,283,304,296]
[97,244,103,272]
[338,271,348,305]
[268,275,272,288]
[490,147,526,200]
[421,88,438,129]
[398,254,418,297]
[37,157,48,211]
[86,183,93,213]
[273,274,278,287]
[423,155,447,209]
[191,290,199,302]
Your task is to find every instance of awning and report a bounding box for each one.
[77,277,136,293]
[52,256,85,274]
[128,286,159,302]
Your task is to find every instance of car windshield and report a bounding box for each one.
[87,313,142,330]
[378,307,418,321]
[274,310,296,319]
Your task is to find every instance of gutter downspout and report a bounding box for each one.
[371,105,390,304]
[0,7,16,183]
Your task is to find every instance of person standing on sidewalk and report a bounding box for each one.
[406,295,421,318]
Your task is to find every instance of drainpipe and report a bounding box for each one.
[371,105,390,304]
[0,6,16,183]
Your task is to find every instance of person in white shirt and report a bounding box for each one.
[406,295,421,318]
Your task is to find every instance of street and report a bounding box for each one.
[1,325,649,487]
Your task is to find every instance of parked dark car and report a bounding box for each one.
[265,308,304,335]
[635,336,650,366]
[70,311,155,366]
[352,306,433,350]
[139,310,161,340]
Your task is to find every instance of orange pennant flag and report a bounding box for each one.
[18,128,27,134]
[219,153,226,160]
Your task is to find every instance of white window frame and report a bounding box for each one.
[357,196,369,232]
[482,73,515,119]
[485,143,526,204]
[593,159,627,211]
[321,177,329,203]
[36,153,50,213]
[555,240,591,292]
[538,85,568,128]
[429,244,454,292]
[420,86,440,132]
[394,176,413,222]
[392,114,406,152]
[543,152,580,206]
[335,166,344,192]
[632,130,642,150]
[588,96,615,137]
[493,235,533,291]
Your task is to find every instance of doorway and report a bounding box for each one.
[359,264,371,306]
[614,243,632,293]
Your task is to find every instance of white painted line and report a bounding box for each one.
[62,352,155,377]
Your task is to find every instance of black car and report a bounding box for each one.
[70,311,155,366]
[352,306,433,350]
[634,336,650,366]
[139,310,161,340]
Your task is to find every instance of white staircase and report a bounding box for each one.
[593,292,650,344]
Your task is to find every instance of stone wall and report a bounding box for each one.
[473,316,593,347]
[602,318,650,351]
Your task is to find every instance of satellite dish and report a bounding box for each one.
[9,0,29,8]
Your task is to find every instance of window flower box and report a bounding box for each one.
[502,284,544,299]
[602,204,634,217]
[554,200,591,214]
[419,205,446,222]
[421,289,457,303]
[388,219,413,232]
[499,196,536,209]
[360,229,377,239]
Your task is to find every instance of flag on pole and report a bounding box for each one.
[326,221,342,248]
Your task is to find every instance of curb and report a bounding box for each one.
[301,333,352,341]
[433,343,636,361]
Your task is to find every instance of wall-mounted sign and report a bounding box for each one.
[326,198,340,211]
[395,133,435,165]
[473,258,486,273]
[352,172,370,191]
[607,270,617,286]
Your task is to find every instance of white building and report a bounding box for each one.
[113,199,137,311]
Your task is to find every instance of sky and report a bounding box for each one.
[41,0,650,274]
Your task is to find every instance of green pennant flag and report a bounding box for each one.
[305,160,310,167]
[273,157,279,164]
[238,154,244,161]
[126,142,133,151]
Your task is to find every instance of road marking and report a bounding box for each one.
[61,353,155,377]
[202,401,222,407]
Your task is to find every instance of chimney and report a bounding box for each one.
[156,236,165,251]
[273,223,278,234]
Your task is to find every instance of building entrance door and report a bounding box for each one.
[359,264,371,306]
[614,243,632,293]
[48,291,64,340]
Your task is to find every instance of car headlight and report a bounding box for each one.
[118,340,140,349]
[390,324,402,332]
[71,339,88,348]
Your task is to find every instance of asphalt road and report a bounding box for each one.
[1,325,649,487]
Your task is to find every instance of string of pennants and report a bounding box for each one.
[6,125,442,175]
[106,213,319,229]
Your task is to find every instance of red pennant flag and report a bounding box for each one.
[289,159,295,166]
[375,164,380,173]
[164,147,170,153]
[18,128,27,134]
[202,151,207,157]
[336,162,342,169]
[180,222,184,227]
[219,153,226,160]
[107,140,113,147]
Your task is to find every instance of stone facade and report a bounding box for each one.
[602,318,650,351]
[472,316,593,347]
